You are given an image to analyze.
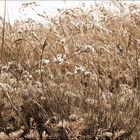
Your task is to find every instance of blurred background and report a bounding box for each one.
[0,0,97,24]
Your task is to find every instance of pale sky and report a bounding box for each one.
[0,0,140,24]
[0,0,96,23]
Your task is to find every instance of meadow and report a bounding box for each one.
[0,1,140,139]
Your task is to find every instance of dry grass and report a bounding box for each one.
[0,1,140,139]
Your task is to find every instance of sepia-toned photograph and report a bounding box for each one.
[0,0,140,139]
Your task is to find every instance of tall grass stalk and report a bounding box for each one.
[1,0,6,63]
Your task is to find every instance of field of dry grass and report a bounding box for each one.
[0,1,140,139]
